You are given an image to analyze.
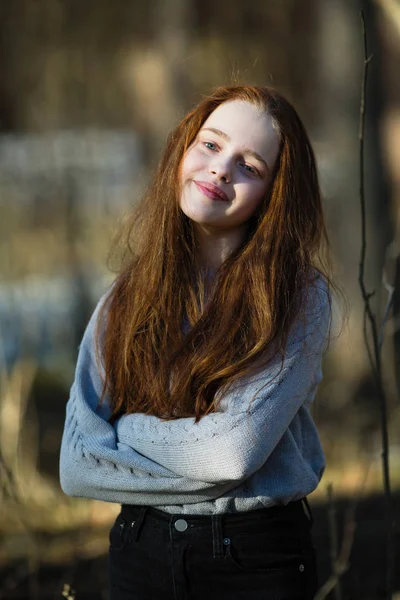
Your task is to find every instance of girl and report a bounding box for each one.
[60,85,336,600]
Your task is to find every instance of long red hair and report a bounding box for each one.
[98,85,336,422]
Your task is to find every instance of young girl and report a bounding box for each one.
[60,85,335,600]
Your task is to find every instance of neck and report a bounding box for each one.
[194,224,247,269]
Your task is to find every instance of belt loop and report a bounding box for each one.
[211,515,224,559]
[132,507,149,541]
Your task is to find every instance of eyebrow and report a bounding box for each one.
[201,127,270,174]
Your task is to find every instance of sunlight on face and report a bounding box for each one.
[179,100,280,237]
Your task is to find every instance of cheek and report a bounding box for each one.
[240,181,269,208]
[180,148,204,179]
[231,182,269,221]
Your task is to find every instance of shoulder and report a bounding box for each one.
[77,283,115,355]
[90,283,115,330]
[303,268,331,318]
[282,270,331,354]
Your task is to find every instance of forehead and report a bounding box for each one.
[202,100,279,164]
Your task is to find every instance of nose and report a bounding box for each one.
[209,157,231,183]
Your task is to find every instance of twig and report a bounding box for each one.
[379,268,395,350]
[0,446,19,502]
[0,388,41,599]
[363,303,377,376]
[358,11,394,599]
[327,484,342,600]
[314,503,356,600]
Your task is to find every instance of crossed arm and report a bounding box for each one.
[59,281,330,504]
[59,291,238,504]
[116,282,330,482]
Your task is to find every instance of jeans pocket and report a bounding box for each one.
[224,529,309,572]
[226,543,306,574]
[225,530,318,600]
[109,514,131,552]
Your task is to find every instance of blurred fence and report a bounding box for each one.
[0,129,141,368]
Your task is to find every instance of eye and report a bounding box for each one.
[204,141,218,151]
[240,163,258,176]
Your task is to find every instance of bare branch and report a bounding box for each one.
[327,484,342,600]
[379,268,395,349]
[358,11,394,599]
[314,504,356,600]
[363,304,378,375]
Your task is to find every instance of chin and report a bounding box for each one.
[181,203,211,222]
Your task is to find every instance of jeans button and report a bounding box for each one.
[174,519,188,532]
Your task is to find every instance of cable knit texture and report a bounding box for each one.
[60,274,330,514]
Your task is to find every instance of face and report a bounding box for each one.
[179,100,280,236]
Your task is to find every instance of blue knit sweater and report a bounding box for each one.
[59,276,330,514]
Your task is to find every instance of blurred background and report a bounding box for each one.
[0,0,399,598]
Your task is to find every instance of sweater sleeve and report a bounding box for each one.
[59,290,241,504]
[116,280,331,484]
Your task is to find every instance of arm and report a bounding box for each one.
[116,280,331,484]
[59,291,240,503]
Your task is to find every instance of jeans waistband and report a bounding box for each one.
[118,499,312,559]
[120,498,311,529]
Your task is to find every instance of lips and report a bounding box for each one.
[194,180,229,202]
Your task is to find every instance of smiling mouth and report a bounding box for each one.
[194,181,230,202]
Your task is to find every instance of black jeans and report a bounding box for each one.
[108,499,318,600]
